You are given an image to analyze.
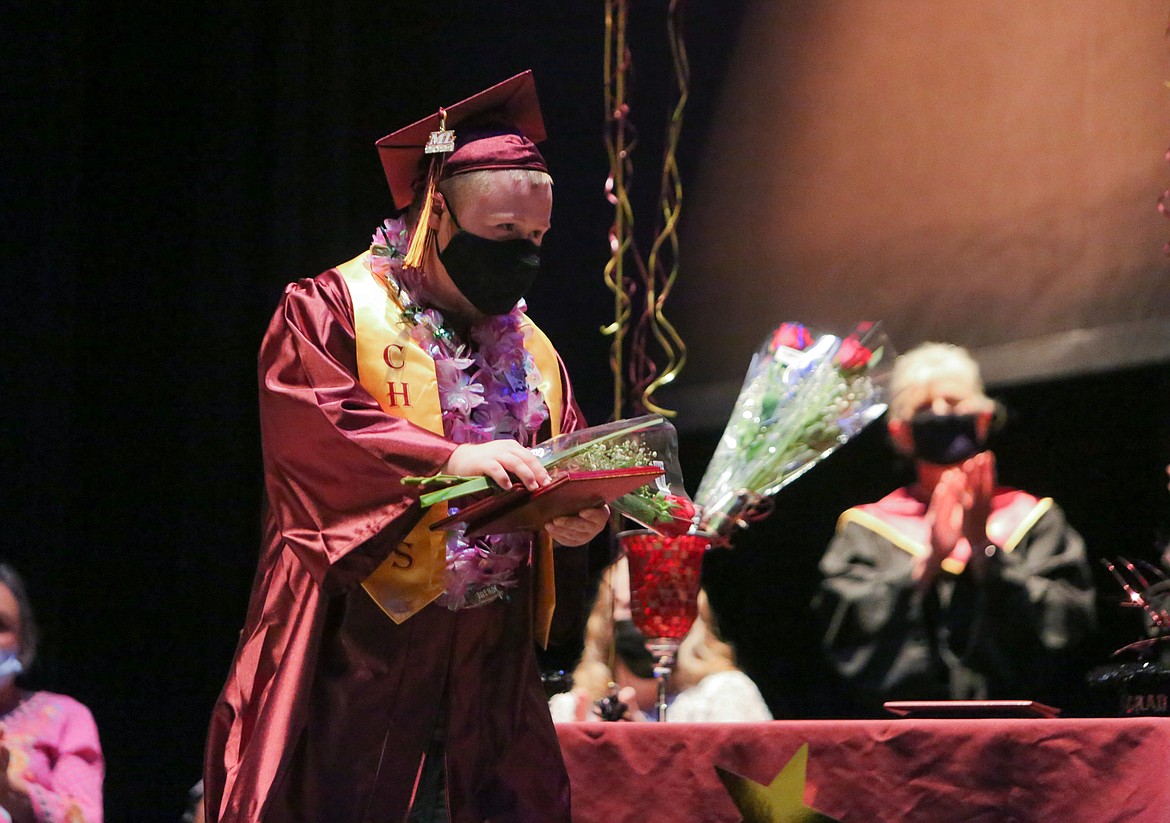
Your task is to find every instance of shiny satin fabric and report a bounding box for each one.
[264,570,569,823]
[204,268,575,823]
[338,253,564,634]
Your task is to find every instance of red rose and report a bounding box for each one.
[835,336,873,370]
[770,322,812,353]
[667,494,696,520]
[657,494,697,537]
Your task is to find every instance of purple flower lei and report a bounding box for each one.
[368,217,551,609]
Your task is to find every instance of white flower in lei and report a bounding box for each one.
[367,217,551,609]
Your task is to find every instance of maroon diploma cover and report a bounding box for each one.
[431,466,663,538]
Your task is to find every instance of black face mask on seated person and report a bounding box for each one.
[613,619,657,680]
[437,212,542,316]
[908,410,987,466]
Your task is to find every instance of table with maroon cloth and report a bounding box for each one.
[556,718,1170,822]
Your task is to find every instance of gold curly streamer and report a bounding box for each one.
[638,0,690,416]
[602,0,690,420]
[602,0,641,422]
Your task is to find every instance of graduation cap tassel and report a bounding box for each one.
[402,158,442,272]
[403,108,456,272]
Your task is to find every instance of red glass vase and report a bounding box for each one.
[618,529,711,719]
[620,529,710,641]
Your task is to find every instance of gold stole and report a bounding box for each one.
[837,494,1051,575]
[338,254,563,645]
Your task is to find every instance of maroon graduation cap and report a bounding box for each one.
[373,71,549,272]
[375,70,549,204]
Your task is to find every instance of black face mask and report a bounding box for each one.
[613,619,656,680]
[438,226,541,316]
[908,411,986,465]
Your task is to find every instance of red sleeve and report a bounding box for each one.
[258,269,457,593]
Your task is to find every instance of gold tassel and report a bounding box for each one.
[403,156,441,272]
[404,107,454,273]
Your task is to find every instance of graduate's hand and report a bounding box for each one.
[444,441,550,491]
[545,505,609,547]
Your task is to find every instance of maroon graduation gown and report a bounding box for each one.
[204,267,576,823]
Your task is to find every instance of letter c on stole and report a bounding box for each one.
[383,344,406,370]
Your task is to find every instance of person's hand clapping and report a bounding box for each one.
[921,466,966,586]
[922,452,998,586]
[960,451,996,547]
[961,451,999,580]
[444,441,550,491]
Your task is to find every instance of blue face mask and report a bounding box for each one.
[0,648,24,687]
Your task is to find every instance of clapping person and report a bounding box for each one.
[815,343,1096,716]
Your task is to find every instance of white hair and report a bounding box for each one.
[889,342,987,420]
[438,168,552,213]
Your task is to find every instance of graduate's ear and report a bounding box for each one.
[428,192,447,232]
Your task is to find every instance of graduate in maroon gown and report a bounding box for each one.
[816,343,1096,717]
[204,72,607,823]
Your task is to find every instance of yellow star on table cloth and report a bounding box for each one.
[715,743,840,823]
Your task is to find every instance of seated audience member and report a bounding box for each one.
[180,780,204,823]
[0,563,103,822]
[815,343,1096,716]
[549,556,771,722]
[669,591,773,722]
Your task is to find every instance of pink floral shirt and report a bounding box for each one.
[0,691,103,823]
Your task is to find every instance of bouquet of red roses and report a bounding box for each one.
[695,321,893,544]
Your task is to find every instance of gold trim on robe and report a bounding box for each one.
[837,490,1049,576]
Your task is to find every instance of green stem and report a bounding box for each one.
[417,417,662,508]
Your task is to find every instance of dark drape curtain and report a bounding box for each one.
[2,2,618,818]
[2,2,751,818]
[2,0,85,747]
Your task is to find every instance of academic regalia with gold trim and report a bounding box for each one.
[815,486,1095,717]
[204,72,584,823]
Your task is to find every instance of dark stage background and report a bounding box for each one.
[4,2,1170,820]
